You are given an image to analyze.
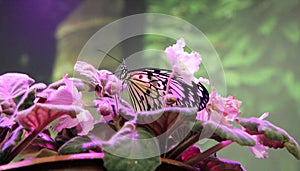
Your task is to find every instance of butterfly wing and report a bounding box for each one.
[125,68,209,112]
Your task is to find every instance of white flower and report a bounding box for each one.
[165,38,202,85]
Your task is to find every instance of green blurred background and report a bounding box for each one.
[0,0,299,170]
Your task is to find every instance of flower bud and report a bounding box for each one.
[163,94,177,106]
[104,82,120,96]
[95,84,103,97]
[97,101,113,116]
[181,145,201,163]
[1,99,16,115]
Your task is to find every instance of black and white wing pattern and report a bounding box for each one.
[123,68,209,112]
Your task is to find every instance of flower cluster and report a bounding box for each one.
[0,38,298,171]
[74,61,123,97]
[197,88,242,126]
[196,87,271,158]
[164,38,203,85]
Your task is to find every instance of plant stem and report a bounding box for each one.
[165,70,174,95]
[167,132,200,159]
[4,129,41,164]
[186,140,232,166]
[112,95,122,130]
[160,158,199,171]
[114,95,119,115]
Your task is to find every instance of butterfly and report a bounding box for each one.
[118,61,209,112]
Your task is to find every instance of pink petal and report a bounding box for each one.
[52,115,79,132]
[248,135,269,158]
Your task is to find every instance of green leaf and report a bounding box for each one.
[103,126,161,171]
[192,120,204,132]
[238,117,300,160]
[30,148,58,158]
[136,107,197,137]
[58,136,99,154]
[285,138,300,160]
[119,106,198,152]
[0,127,24,164]
[88,122,117,141]
[193,121,255,146]
[17,91,36,111]
[13,148,58,162]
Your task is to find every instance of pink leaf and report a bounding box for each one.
[17,104,78,131]
[0,73,34,100]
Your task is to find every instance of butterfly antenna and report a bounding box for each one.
[97,49,122,64]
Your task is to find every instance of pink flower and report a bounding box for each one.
[196,88,242,126]
[222,96,242,121]
[248,135,269,158]
[94,98,113,116]
[164,38,202,85]
[74,61,123,97]
[1,99,16,115]
[165,38,186,64]
[45,74,82,106]
[103,72,123,96]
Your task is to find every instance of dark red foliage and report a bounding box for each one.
[180,145,201,163]
[198,157,245,171]
[258,135,285,149]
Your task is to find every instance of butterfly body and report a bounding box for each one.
[120,66,209,112]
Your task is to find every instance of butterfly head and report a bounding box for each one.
[119,59,128,80]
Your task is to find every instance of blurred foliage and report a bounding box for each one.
[146,0,300,117]
[146,0,300,170]
[51,0,299,170]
